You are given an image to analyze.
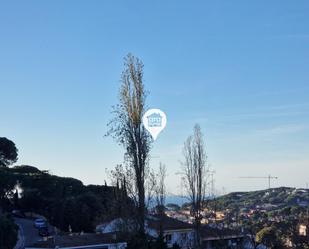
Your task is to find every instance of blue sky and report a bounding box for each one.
[1,1,309,194]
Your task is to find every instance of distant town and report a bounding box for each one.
[1,163,309,249]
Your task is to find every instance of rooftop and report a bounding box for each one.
[147,215,193,231]
[27,232,127,248]
[201,225,244,240]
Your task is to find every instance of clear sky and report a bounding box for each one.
[1,1,309,195]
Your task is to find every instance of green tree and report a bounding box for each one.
[107,54,152,240]
[19,188,42,215]
[0,137,18,167]
[151,231,167,249]
[0,215,18,249]
[256,226,283,249]
[8,165,120,233]
[0,167,16,210]
[171,243,181,249]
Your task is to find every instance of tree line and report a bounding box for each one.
[0,138,133,237]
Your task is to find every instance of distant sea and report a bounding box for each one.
[165,195,217,207]
[165,196,189,206]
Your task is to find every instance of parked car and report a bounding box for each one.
[34,218,47,228]
[38,227,49,237]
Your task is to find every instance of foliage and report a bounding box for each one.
[0,167,17,209]
[107,54,152,237]
[126,233,148,249]
[208,187,309,237]
[151,231,168,249]
[126,232,170,249]
[256,226,283,249]
[211,187,309,211]
[171,243,181,249]
[0,215,18,249]
[0,137,18,167]
[0,165,129,232]
[213,239,229,249]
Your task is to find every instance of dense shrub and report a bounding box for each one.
[0,215,18,249]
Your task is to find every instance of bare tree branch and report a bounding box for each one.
[181,124,209,248]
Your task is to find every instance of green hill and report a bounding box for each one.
[204,187,309,237]
[0,165,131,232]
[212,187,309,212]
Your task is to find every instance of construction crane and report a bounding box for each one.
[239,175,278,189]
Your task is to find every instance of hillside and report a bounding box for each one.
[0,165,132,232]
[212,187,309,212]
[198,187,309,238]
